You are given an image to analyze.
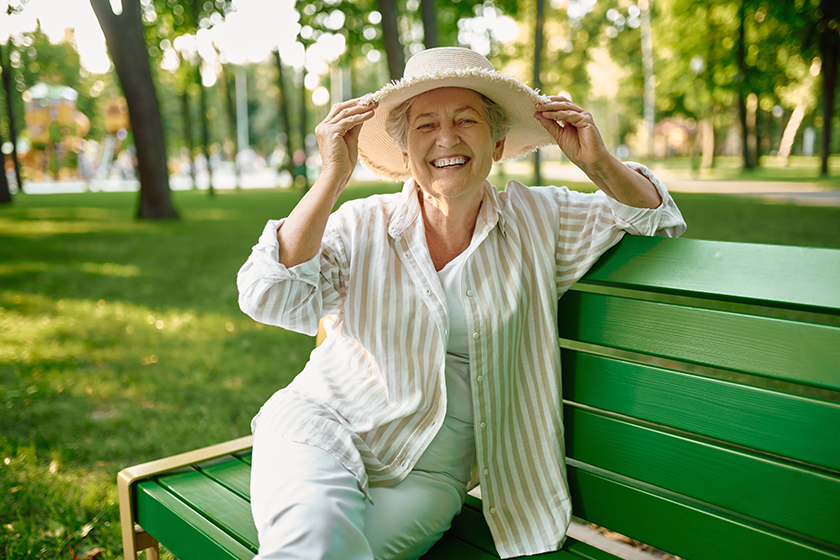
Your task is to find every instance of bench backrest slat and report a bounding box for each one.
[581,236,840,312]
[562,351,840,471]
[561,236,840,560]
[565,405,840,544]
[559,291,840,390]
[568,466,840,560]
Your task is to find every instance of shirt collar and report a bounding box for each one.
[387,178,506,239]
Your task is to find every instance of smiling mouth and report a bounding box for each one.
[431,156,470,169]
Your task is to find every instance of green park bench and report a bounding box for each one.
[117,236,840,560]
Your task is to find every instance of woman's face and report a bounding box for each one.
[403,87,505,206]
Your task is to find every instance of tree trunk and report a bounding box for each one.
[421,0,437,49]
[180,87,197,189]
[778,105,805,164]
[700,117,715,169]
[1,42,23,194]
[746,93,758,165]
[640,0,655,160]
[378,0,405,81]
[176,49,197,189]
[819,26,838,176]
[735,1,754,169]
[532,0,544,186]
[189,0,213,196]
[195,61,214,196]
[90,0,177,219]
[299,70,309,190]
[274,49,296,179]
[702,5,716,168]
[0,125,10,203]
[221,63,241,189]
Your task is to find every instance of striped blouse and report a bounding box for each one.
[237,162,686,558]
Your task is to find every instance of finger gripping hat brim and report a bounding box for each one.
[356,47,556,182]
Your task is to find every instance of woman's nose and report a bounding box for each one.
[435,124,460,147]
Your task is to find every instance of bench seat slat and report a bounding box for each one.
[236,451,252,464]
[135,480,254,559]
[565,406,840,545]
[568,465,840,560]
[421,533,501,559]
[560,538,638,560]
[446,495,499,556]
[579,236,840,312]
[197,456,251,500]
[562,351,840,471]
[559,291,840,390]
[156,468,258,551]
[446,497,620,560]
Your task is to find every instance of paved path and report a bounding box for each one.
[14,165,840,206]
[532,163,840,207]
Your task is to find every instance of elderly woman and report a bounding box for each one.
[238,47,685,560]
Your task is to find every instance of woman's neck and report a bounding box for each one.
[418,188,482,271]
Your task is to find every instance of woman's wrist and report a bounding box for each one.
[314,169,350,203]
[579,154,622,197]
[582,156,661,208]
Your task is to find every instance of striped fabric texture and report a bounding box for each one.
[237,162,686,558]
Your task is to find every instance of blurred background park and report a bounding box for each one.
[1,0,839,558]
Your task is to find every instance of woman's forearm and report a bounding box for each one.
[276,172,346,267]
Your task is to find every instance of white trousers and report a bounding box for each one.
[250,435,469,560]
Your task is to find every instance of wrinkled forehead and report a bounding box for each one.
[407,87,486,119]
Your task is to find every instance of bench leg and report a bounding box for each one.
[136,527,160,560]
[121,523,159,560]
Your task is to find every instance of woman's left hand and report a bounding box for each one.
[534,96,611,174]
[534,95,662,208]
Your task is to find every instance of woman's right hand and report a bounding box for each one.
[315,98,378,190]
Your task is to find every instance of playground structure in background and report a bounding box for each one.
[18,82,131,183]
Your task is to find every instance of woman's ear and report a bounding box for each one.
[402,152,410,169]
[493,138,506,162]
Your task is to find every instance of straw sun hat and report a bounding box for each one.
[356,47,556,181]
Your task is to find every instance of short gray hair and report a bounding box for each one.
[385,92,511,153]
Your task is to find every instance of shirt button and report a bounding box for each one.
[466,289,473,297]
[480,422,487,429]
[473,332,480,340]
[476,375,484,382]
[490,507,497,515]
[483,468,489,475]
[424,288,431,295]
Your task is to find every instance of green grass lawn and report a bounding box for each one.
[1,185,839,559]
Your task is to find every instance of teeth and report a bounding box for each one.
[433,157,467,168]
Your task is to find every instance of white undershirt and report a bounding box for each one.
[437,251,473,424]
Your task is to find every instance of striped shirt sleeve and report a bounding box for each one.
[236,218,348,336]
